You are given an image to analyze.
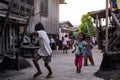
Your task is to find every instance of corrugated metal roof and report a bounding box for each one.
[88,9,110,19]
[59,21,73,28]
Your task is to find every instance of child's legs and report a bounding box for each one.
[75,56,79,67]
[84,56,88,66]
[33,54,41,72]
[78,56,83,68]
[43,56,52,75]
[44,62,52,75]
[88,55,94,65]
[63,45,66,53]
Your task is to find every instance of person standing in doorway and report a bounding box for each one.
[72,32,86,73]
[30,22,53,78]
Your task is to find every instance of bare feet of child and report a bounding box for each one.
[76,68,81,73]
[33,71,42,78]
[46,72,54,78]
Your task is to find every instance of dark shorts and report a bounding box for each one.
[34,53,51,63]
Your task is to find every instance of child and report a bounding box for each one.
[30,22,53,78]
[84,36,94,66]
[62,35,69,54]
[72,32,86,73]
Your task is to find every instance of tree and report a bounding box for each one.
[78,14,95,36]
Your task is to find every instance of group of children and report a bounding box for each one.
[30,22,95,79]
[72,32,94,73]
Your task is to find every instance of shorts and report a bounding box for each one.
[63,45,69,50]
[34,53,51,63]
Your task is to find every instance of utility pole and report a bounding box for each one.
[105,0,109,53]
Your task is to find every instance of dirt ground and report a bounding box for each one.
[0,47,104,80]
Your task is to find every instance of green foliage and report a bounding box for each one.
[78,14,95,36]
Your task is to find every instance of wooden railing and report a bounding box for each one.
[0,0,34,20]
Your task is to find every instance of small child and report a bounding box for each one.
[84,36,94,66]
[72,32,86,73]
[62,35,69,54]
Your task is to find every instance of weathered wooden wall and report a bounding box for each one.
[41,0,59,35]
[28,0,59,35]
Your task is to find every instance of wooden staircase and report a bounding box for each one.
[0,0,34,70]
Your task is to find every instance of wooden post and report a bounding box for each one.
[95,14,98,44]
[105,0,109,53]
[0,0,14,37]
[0,0,14,53]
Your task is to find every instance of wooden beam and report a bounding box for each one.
[0,11,27,21]
[0,0,13,37]
[111,13,120,30]
[2,0,34,9]
[13,0,34,10]
[105,0,109,53]
[0,2,8,9]
[0,1,34,16]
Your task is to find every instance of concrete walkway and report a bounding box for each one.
[0,47,104,80]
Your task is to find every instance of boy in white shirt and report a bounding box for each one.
[30,23,53,78]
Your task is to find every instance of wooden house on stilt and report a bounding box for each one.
[0,0,65,70]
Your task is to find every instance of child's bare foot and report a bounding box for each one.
[33,71,42,78]
[46,74,54,78]
[46,72,53,78]
[76,68,81,73]
[76,66,78,72]
[77,70,81,73]
[84,64,88,66]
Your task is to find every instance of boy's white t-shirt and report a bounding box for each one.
[37,30,52,56]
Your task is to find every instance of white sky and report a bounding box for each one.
[59,0,106,25]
